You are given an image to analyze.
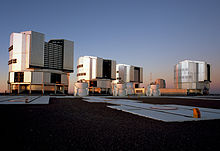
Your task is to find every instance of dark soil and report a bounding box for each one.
[0,98,220,151]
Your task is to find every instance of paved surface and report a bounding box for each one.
[1,98,220,151]
[1,95,220,122]
[0,96,50,104]
[51,96,81,99]
[83,96,220,122]
[107,95,220,100]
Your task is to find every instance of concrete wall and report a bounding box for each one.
[24,72,31,83]
[77,56,92,81]
[9,72,14,83]
[9,33,23,72]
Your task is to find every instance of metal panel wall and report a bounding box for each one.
[130,66,134,82]
[43,72,50,84]
[97,80,111,88]
[63,40,74,71]
[140,67,143,83]
[111,60,116,79]
[29,31,45,67]
[96,57,103,78]
[61,74,68,85]
[126,65,130,82]
[32,72,43,84]
[174,60,210,90]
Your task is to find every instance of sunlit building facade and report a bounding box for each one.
[77,56,116,95]
[115,64,143,88]
[8,31,74,94]
[174,60,211,94]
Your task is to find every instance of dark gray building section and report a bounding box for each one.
[44,42,63,70]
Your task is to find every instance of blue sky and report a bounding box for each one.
[0,0,220,93]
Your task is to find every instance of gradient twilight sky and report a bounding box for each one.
[0,0,220,93]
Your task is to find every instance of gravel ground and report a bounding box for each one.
[0,98,220,151]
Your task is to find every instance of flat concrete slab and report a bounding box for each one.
[0,96,50,104]
[29,96,50,104]
[83,96,220,122]
[51,96,81,99]
[108,105,194,122]
[106,95,220,100]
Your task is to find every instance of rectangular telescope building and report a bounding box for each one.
[77,56,116,95]
[8,31,74,94]
[115,64,143,88]
[174,60,211,94]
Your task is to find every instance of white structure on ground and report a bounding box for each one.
[77,56,116,95]
[174,60,211,94]
[74,82,89,96]
[113,64,143,96]
[146,84,160,96]
[8,31,74,94]
[115,64,143,87]
[113,83,126,96]
[126,82,134,95]
[113,82,137,96]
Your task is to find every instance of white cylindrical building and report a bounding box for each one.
[74,82,88,96]
[114,83,126,96]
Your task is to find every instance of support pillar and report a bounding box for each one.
[17,84,20,94]
[9,84,12,94]
[62,85,65,94]
[42,84,44,95]
[54,84,56,94]
[29,84,32,94]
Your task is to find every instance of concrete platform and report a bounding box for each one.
[83,96,220,122]
[50,96,81,99]
[106,95,220,101]
[0,96,50,104]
